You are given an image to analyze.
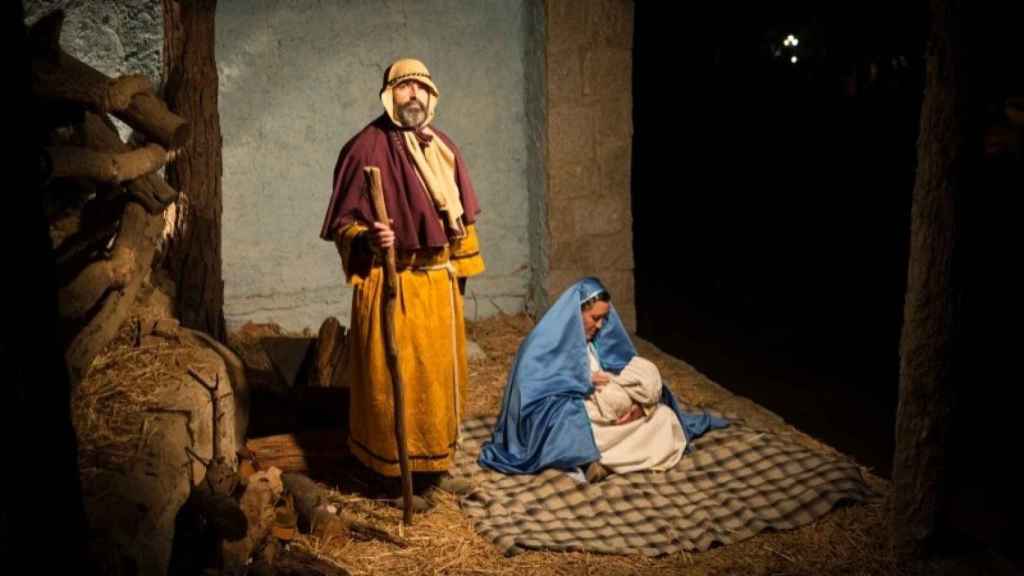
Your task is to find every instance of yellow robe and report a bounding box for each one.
[335,223,484,476]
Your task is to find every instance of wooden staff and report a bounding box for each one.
[363,166,414,524]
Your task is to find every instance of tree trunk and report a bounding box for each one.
[890,0,965,565]
[162,0,226,341]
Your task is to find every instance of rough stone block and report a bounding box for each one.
[596,140,633,200]
[584,232,634,272]
[547,45,584,105]
[548,105,596,168]
[587,0,634,49]
[547,0,591,53]
[549,237,585,270]
[573,193,630,237]
[549,161,599,204]
[583,48,632,99]
[545,192,576,244]
[595,98,634,143]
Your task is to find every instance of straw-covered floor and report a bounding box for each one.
[264,313,898,576]
[72,306,897,574]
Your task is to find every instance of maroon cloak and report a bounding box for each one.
[319,114,481,251]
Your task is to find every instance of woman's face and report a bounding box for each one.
[582,301,610,342]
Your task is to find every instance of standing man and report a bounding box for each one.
[320,58,483,502]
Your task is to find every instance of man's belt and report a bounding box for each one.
[394,248,451,271]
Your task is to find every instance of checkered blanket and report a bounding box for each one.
[454,414,874,556]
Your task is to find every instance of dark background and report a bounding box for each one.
[632,0,1021,563]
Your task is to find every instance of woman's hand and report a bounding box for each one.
[591,371,611,387]
[615,403,644,425]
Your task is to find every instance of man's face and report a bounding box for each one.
[393,79,429,127]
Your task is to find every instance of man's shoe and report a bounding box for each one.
[385,494,433,513]
[416,472,474,497]
[435,474,473,496]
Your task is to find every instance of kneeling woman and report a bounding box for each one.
[479,277,727,478]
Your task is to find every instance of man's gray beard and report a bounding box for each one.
[397,103,426,127]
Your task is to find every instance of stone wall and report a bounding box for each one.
[544,0,635,328]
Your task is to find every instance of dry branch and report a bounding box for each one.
[180,327,250,449]
[58,243,135,320]
[80,112,180,213]
[65,202,162,383]
[46,143,175,185]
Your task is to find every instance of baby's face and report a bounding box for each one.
[582,301,610,341]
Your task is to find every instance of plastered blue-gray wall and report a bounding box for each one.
[218,0,540,331]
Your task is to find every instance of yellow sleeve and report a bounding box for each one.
[450,223,485,278]
[334,222,374,285]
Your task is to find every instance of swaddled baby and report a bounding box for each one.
[584,351,663,425]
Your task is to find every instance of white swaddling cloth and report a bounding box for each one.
[585,352,663,424]
[584,350,685,472]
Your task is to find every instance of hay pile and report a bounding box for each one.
[72,318,221,480]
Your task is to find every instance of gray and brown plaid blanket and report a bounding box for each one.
[453,414,874,556]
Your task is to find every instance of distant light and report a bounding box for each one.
[791,56,798,64]
[785,34,799,47]
[791,37,799,47]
